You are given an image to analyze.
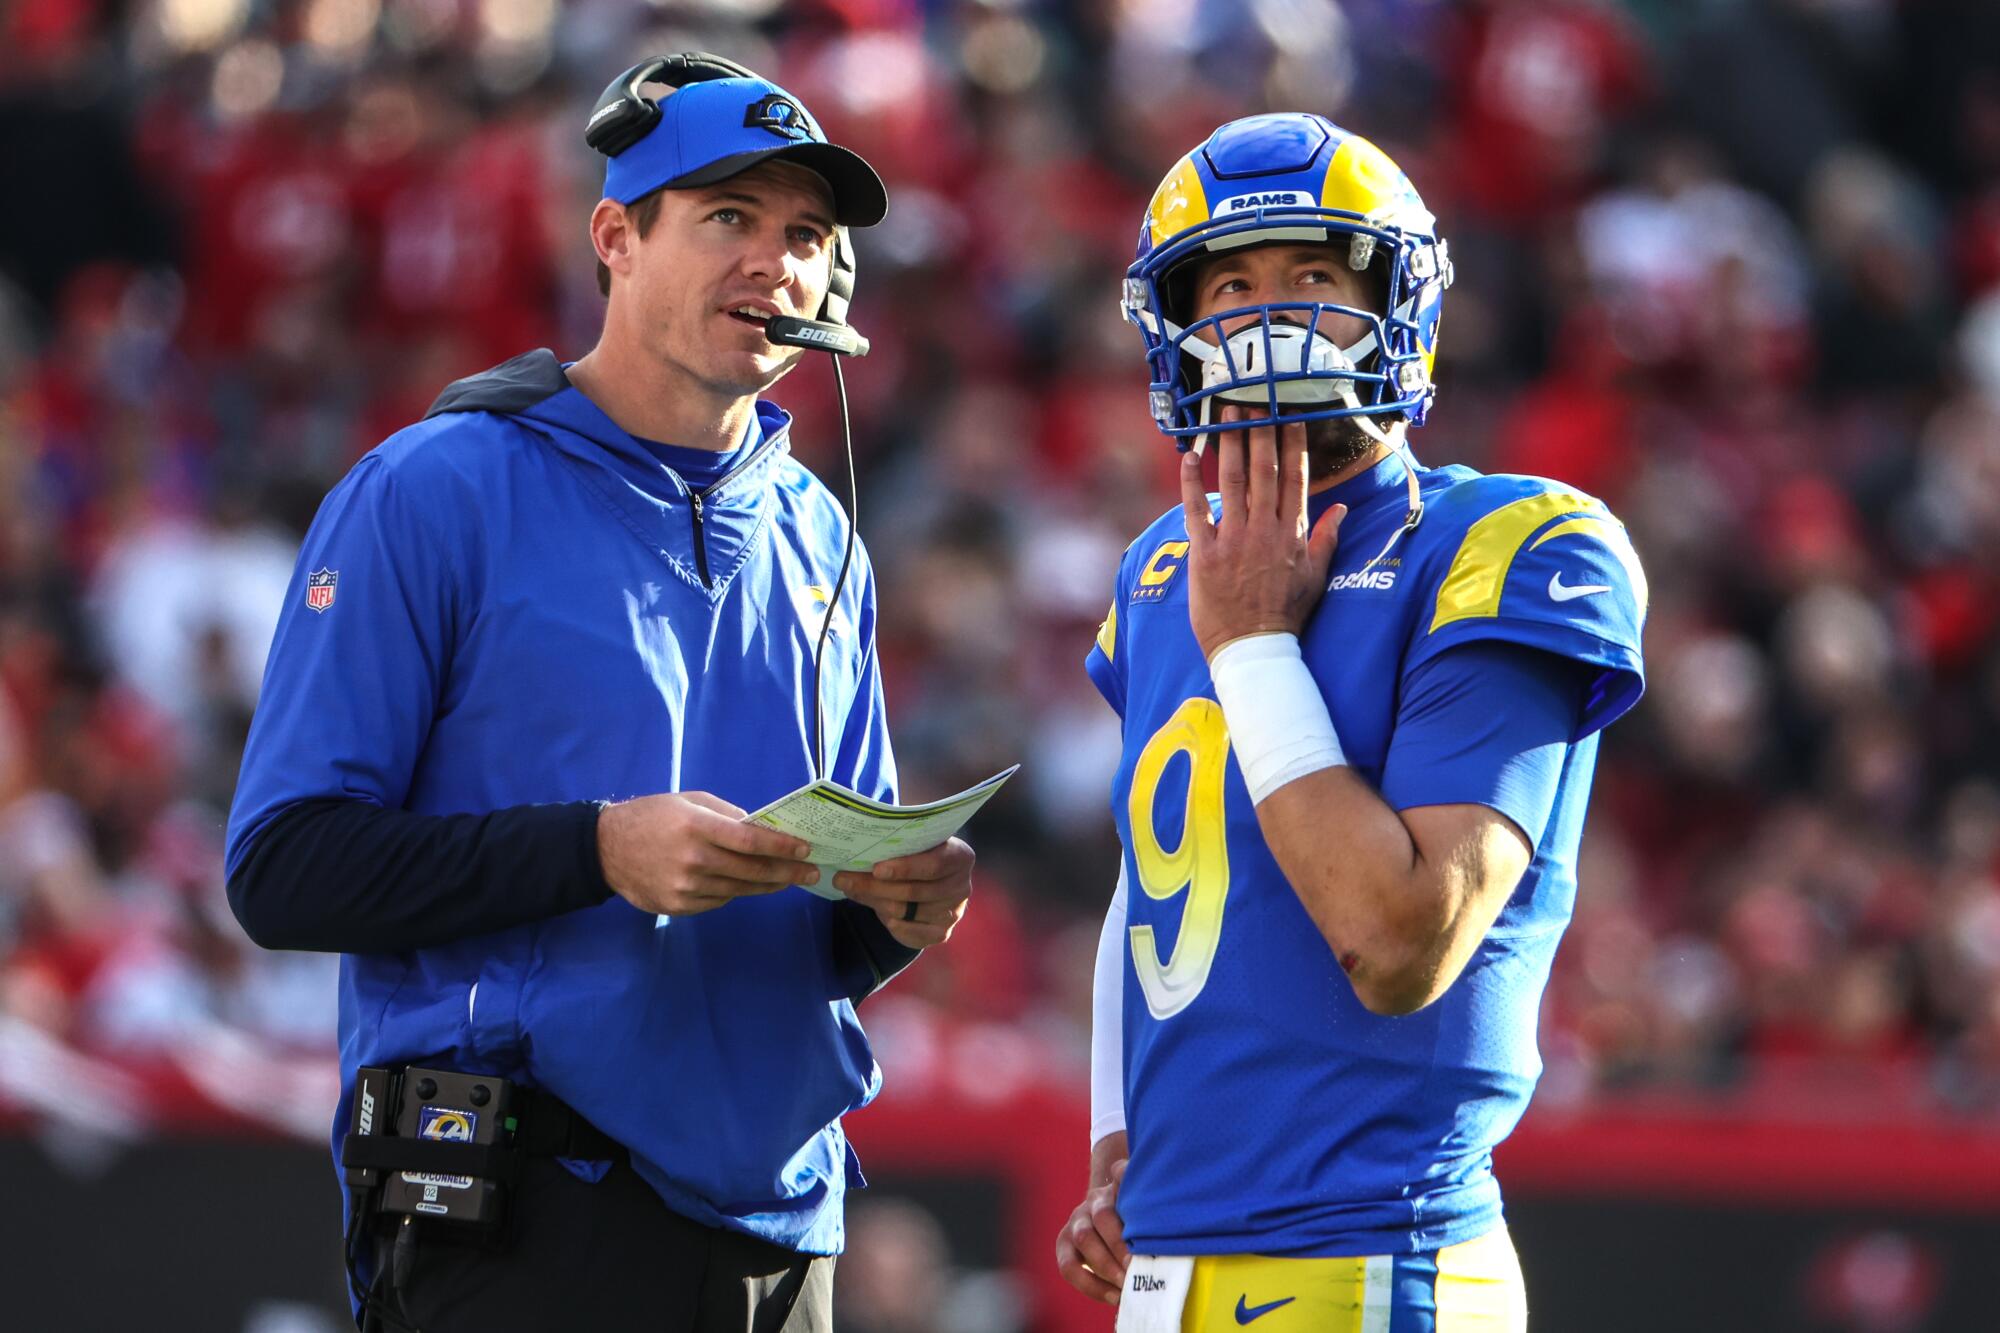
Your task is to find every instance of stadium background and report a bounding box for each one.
[3,0,2000,1327]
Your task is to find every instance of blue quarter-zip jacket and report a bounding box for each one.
[225,350,913,1257]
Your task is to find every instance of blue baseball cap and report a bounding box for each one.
[601,77,888,227]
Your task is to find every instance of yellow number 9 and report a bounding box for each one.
[1127,698,1232,1019]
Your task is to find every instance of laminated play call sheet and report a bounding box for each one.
[745,765,1020,900]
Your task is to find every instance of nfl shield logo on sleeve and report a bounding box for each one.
[305,568,338,613]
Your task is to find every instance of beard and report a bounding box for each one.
[1302,412,1387,480]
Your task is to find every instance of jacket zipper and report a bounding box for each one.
[689,491,712,588]
[682,421,785,591]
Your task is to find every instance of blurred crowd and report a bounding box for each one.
[5,0,2000,1208]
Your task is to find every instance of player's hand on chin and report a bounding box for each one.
[1056,1153,1130,1304]
[1180,403,1347,662]
[833,837,974,949]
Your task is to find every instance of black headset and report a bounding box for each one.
[586,52,871,779]
[584,52,858,335]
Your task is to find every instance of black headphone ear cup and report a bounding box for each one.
[590,106,658,157]
[818,228,857,325]
[585,57,671,156]
[586,53,765,157]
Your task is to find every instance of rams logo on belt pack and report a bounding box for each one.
[419,1108,474,1141]
[402,1105,478,1191]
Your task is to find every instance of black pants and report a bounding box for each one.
[360,1155,833,1332]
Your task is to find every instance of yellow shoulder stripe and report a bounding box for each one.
[1530,516,1649,616]
[1096,602,1118,660]
[1430,490,1603,633]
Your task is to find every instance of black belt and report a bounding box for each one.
[511,1086,626,1162]
[341,1083,625,1181]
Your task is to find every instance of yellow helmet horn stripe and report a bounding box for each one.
[1318,133,1407,218]
[1320,133,1440,374]
[1147,154,1210,249]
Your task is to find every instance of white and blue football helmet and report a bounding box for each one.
[1123,113,1453,456]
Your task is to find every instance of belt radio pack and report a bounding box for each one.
[344,1065,516,1227]
[339,1065,623,1323]
[339,1066,518,1325]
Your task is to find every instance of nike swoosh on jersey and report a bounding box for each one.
[1548,572,1613,602]
[1235,1294,1297,1324]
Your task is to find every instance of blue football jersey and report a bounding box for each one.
[1085,450,1646,1257]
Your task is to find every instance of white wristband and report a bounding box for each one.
[1208,633,1346,803]
[1089,868,1128,1144]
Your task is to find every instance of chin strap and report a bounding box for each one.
[1351,432,1425,574]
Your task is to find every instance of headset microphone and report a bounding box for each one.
[766,316,870,359]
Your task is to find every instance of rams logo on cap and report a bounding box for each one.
[744,94,815,143]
